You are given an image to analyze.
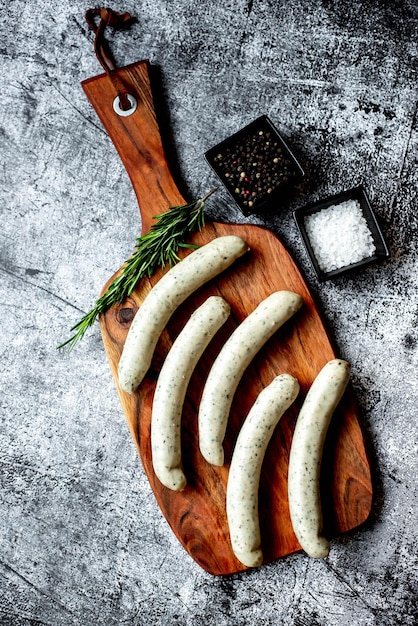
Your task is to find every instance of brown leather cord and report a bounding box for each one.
[85,8,136,111]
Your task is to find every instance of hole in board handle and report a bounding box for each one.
[113,93,137,117]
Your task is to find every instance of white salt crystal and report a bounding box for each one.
[304,199,376,273]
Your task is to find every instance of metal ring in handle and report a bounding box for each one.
[113,93,137,117]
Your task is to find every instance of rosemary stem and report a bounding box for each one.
[58,189,217,352]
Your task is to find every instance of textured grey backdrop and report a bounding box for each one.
[1,0,417,624]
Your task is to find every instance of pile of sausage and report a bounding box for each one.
[117,236,350,568]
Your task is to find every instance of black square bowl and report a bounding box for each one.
[204,115,305,216]
[294,185,389,280]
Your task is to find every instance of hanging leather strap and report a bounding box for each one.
[85,7,136,111]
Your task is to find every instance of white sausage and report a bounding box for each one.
[198,291,303,466]
[227,374,300,568]
[151,296,230,491]
[118,236,249,393]
[287,359,351,558]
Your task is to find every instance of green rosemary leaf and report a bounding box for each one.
[177,242,200,249]
[58,188,217,352]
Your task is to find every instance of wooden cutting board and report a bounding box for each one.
[81,60,373,576]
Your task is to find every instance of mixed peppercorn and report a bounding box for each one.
[206,116,303,215]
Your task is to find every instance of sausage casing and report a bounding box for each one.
[287,359,351,558]
[227,374,300,568]
[118,235,248,393]
[198,291,303,466]
[151,296,230,491]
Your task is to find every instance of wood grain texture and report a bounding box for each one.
[81,61,373,575]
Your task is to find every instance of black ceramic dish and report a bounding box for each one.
[205,115,305,216]
[294,185,389,280]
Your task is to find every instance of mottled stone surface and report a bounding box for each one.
[1,1,417,624]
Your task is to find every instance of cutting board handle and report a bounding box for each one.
[81,61,186,233]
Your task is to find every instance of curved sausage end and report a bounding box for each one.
[157,468,187,492]
[200,443,224,467]
[308,538,330,559]
[235,549,263,569]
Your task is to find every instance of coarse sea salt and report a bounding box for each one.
[304,199,376,273]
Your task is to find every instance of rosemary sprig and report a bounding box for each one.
[58,188,217,352]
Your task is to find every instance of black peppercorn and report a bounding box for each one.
[205,116,304,215]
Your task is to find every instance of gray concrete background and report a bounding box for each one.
[1,0,417,624]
